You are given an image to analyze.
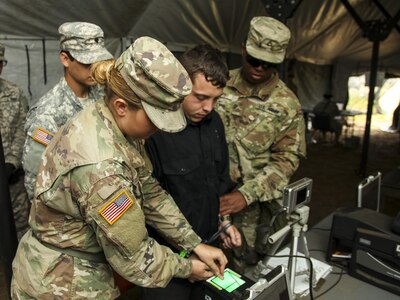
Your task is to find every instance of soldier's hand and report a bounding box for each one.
[220,222,242,249]
[219,191,247,215]
[192,243,227,279]
[188,255,214,282]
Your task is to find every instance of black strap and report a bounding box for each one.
[38,239,107,263]
[204,222,233,245]
[24,45,32,97]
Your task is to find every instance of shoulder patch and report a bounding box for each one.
[99,189,134,225]
[33,127,54,146]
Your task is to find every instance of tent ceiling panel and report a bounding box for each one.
[0,0,151,38]
[127,0,267,52]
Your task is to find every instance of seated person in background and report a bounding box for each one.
[312,93,344,143]
[144,44,242,300]
[381,99,400,133]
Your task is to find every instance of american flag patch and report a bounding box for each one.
[33,128,54,146]
[99,190,134,225]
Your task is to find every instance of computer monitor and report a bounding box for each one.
[357,172,381,212]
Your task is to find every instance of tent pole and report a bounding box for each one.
[340,0,400,177]
[359,40,379,177]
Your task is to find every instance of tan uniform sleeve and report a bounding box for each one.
[85,175,192,288]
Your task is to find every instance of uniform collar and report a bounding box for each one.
[95,99,128,143]
[227,68,280,100]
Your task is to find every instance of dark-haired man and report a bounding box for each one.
[144,44,242,300]
[22,22,113,201]
[216,16,307,272]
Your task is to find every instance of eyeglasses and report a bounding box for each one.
[0,60,7,67]
[245,54,278,70]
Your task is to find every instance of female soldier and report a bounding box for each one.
[11,37,227,299]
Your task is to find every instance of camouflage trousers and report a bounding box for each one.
[9,177,30,241]
[230,200,288,273]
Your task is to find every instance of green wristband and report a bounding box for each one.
[179,250,189,258]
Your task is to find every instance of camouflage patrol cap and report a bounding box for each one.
[0,44,6,63]
[58,22,113,64]
[246,16,291,64]
[115,36,192,133]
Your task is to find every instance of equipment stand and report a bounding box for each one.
[252,206,315,299]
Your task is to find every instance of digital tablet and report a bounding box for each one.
[204,268,254,299]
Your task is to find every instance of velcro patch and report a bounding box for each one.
[33,127,54,146]
[99,189,134,225]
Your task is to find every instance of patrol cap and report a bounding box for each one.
[246,16,291,64]
[0,44,6,63]
[115,36,192,133]
[58,22,113,64]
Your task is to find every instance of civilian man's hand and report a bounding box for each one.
[219,191,247,215]
[220,222,242,249]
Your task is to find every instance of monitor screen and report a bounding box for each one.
[357,172,381,212]
[296,186,308,206]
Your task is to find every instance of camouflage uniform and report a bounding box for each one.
[12,37,201,299]
[216,69,306,244]
[22,22,113,201]
[23,78,105,200]
[0,44,30,241]
[215,17,306,268]
[0,77,30,240]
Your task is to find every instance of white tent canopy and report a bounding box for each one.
[1,0,399,109]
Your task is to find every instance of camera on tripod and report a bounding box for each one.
[282,178,312,214]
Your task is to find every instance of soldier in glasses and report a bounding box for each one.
[215,16,307,273]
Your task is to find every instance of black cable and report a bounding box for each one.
[267,253,314,300]
[307,249,348,298]
[306,246,348,298]
[204,222,233,245]
[314,265,345,299]
[269,207,287,228]
[308,227,331,232]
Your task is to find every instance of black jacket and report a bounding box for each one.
[145,110,235,242]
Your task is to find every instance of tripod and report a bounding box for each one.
[252,205,315,299]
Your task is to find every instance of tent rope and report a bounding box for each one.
[24,45,32,98]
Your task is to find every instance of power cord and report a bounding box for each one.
[265,253,315,300]
[308,249,347,299]
[314,263,346,299]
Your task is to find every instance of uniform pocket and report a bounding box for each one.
[238,112,278,155]
[12,231,69,297]
[162,155,200,175]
